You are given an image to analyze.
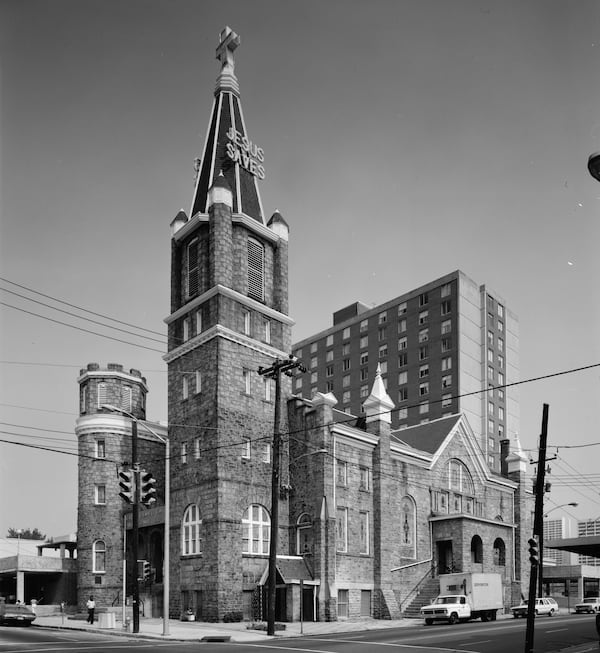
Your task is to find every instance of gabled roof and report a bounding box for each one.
[392,414,462,454]
[190,27,265,224]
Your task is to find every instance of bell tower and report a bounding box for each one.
[164,27,294,621]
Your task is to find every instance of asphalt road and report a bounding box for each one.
[0,614,598,652]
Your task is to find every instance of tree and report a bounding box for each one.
[7,527,46,540]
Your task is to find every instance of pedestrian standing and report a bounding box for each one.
[86,596,95,624]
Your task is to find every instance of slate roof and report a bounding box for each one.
[391,413,462,455]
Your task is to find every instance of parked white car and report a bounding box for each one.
[511,597,559,617]
[574,597,600,614]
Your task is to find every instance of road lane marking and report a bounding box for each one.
[251,637,480,652]
[545,628,568,633]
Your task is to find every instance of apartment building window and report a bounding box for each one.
[419,364,429,378]
[343,359,351,371]
[488,437,495,450]
[379,345,387,358]
[441,319,451,335]
[498,303,504,318]
[398,352,407,366]
[336,460,347,485]
[243,309,251,336]
[398,319,407,333]
[336,507,348,552]
[419,345,428,360]
[360,368,368,381]
[397,407,408,419]
[380,361,387,374]
[310,372,317,384]
[498,337,504,353]
[378,311,387,324]
[442,374,452,388]
[488,348,494,362]
[498,321,504,332]
[498,387,505,401]
[419,310,429,325]
[419,382,429,396]
[264,318,271,344]
[262,442,271,463]
[498,424,504,438]
[488,311,494,324]
[378,327,387,341]
[187,238,199,298]
[360,352,369,365]
[398,337,407,350]
[342,327,351,339]
[488,400,494,415]
[419,329,429,343]
[359,466,370,491]
[419,292,428,306]
[488,295,495,309]
[487,330,494,346]
[195,309,202,335]
[419,402,429,414]
[95,484,106,505]
[498,371,505,386]
[441,282,452,297]
[247,237,265,301]
[498,406,505,420]
[441,356,452,371]
[263,377,273,402]
[498,355,504,369]
[398,387,408,401]
[488,365,494,382]
[326,364,334,377]
[360,335,368,348]
[398,371,408,384]
[488,418,495,433]
[195,371,202,394]
[360,319,369,332]
[342,375,350,387]
[310,342,318,354]
[183,375,190,400]
[326,334,334,346]
[441,300,452,315]
[342,390,351,404]
[181,442,188,464]
[441,337,452,353]
[342,343,350,355]
[442,393,452,407]
[310,356,317,369]
[325,351,333,363]
[183,316,191,341]
[398,302,407,315]
[359,512,370,554]
[326,381,334,392]
[194,437,201,460]
[360,384,369,398]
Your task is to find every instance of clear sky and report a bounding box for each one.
[1,0,599,539]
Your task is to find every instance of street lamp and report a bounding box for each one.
[544,502,578,518]
[588,152,600,182]
[102,405,170,637]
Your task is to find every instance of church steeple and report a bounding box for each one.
[190,27,266,224]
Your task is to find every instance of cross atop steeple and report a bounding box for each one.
[216,27,240,74]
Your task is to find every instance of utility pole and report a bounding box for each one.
[131,419,140,634]
[258,355,305,637]
[525,403,549,653]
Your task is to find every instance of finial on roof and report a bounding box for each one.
[362,363,394,425]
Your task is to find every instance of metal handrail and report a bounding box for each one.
[399,563,437,612]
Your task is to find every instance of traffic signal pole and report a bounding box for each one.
[131,420,140,634]
[524,403,549,653]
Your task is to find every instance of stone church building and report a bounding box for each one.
[76,27,533,623]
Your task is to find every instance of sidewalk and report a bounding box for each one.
[32,612,415,642]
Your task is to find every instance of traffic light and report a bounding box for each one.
[528,537,539,566]
[137,559,151,582]
[139,471,157,507]
[118,469,135,504]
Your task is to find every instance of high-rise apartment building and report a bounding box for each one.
[292,270,519,472]
[544,518,575,565]
[578,519,600,566]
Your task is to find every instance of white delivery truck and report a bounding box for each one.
[420,572,503,625]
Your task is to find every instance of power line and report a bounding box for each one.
[0,277,165,337]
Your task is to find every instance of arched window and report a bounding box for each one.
[493,538,506,566]
[92,540,106,573]
[182,504,202,556]
[247,238,265,302]
[448,459,474,494]
[242,504,270,555]
[399,495,416,559]
[296,513,313,555]
[471,535,483,564]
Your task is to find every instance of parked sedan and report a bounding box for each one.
[574,597,600,614]
[511,598,559,618]
[0,603,36,626]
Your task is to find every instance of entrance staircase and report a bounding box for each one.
[401,578,440,619]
